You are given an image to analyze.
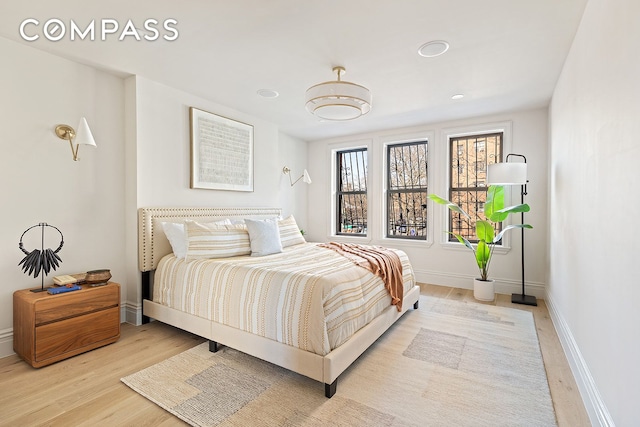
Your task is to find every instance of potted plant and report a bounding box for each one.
[428,185,532,301]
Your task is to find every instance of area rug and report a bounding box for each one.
[121,296,557,426]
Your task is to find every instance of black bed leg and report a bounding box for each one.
[209,340,219,353]
[141,271,151,324]
[414,300,419,310]
[325,380,337,398]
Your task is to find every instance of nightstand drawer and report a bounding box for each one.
[35,306,120,363]
[35,285,119,325]
[14,282,121,367]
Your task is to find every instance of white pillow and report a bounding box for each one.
[245,218,283,256]
[278,215,306,248]
[161,222,188,259]
[162,219,231,259]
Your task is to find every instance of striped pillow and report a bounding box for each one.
[162,219,232,259]
[278,215,306,248]
[185,220,251,261]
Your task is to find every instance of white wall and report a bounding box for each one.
[0,44,308,355]
[123,76,308,322]
[0,37,126,356]
[307,108,549,296]
[278,132,310,226]
[547,0,640,425]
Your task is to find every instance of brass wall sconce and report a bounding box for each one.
[282,166,312,186]
[55,117,96,161]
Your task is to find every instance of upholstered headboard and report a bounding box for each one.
[137,207,282,272]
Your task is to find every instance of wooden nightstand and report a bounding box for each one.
[13,282,121,368]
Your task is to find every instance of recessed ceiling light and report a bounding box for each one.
[451,94,464,100]
[418,40,450,58]
[257,89,279,98]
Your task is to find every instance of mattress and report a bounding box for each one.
[153,242,415,355]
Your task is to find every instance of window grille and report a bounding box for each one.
[336,148,368,235]
[449,133,502,242]
[386,141,428,239]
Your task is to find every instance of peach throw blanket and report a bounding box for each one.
[319,242,404,311]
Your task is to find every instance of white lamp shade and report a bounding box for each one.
[305,81,372,121]
[302,169,312,184]
[487,162,527,185]
[75,117,96,147]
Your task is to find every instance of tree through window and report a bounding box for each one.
[449,133,502,242]
[386,141,428,239]
[336,148,368,235]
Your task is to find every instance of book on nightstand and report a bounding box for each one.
[47,285,82,295]
[52,274,80,286]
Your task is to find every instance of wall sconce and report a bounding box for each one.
[282,166,312,186]
[54,117,96,161]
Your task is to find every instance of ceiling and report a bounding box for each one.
[0,0,587,142]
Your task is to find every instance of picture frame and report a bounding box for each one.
[189,107,254,191]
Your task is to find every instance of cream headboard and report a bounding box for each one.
[138,207,282,272]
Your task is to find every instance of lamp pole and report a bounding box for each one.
[507,154,537,306]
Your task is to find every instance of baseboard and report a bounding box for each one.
[545,292,614,427]
[0,328,14,359]
[124,300,142,326]
[414,268,547,298]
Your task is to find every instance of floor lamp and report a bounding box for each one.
[487,154,537,306]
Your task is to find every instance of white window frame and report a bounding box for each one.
[329,139,372,243]
[380,131,434,248]
[439,121,514,254]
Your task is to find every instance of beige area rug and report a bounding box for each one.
[122,296,556,426]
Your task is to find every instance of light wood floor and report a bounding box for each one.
[0,284,591,426]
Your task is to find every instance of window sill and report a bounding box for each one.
[378,237,433,249]
[439,241,511,254]
[328,234,373,244]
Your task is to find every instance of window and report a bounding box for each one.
[449,132,502,242]
[336,148,367,235]
[387,141,428,239]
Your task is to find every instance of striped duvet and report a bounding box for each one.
[154,242,415,356]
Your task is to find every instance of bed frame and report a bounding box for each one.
[138,207,420,398]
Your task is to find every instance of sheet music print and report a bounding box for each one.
[197,117,251,187]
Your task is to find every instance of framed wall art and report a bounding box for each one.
[189,107,254,191]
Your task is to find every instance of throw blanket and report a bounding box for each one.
[318,242,404,311]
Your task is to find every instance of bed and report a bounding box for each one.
[138,207,420,397]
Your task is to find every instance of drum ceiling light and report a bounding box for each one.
[305,66,372,121]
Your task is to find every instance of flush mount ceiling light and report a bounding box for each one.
[305,66,372,121]
[418,40,450,57]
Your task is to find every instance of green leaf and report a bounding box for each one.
[475,220,494,243]
[485,186,506,221]
[428,194,470,219]
[448,232,475,252]
[493,224,533,243]
[428,194,450,205]
[449,232,488,280]
[475,240,491,272]
[496,203,530,215]
[431,184,534,282]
